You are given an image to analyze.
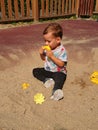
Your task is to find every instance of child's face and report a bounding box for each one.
[43,32,61,50]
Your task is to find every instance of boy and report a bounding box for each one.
[33,22,67,100]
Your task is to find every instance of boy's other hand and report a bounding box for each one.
[46,50,54,58]
[39,46,44,55]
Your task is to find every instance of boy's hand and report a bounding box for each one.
[39,46,54,60]
[46,50,54,58]
[39,46,44,55]
[39,47,45,60]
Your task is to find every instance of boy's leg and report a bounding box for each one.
[50,72,67,100]
[52,72,67,93]
[33,67,53,82]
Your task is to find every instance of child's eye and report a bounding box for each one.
[48,40,51,43]
[45,40,51,43]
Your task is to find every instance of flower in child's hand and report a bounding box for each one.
[34,93,45,104]
[42,45,51,51]
[90,71,98,84]
[22,83,30,90]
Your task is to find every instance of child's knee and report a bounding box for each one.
[32,68,38,77]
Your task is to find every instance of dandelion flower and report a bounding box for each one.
[90,71,98,84]
[22,83,30,90]
[34,93,45,104]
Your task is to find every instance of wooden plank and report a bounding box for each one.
[26,0,30,17]
[83,0,86,15]
[20,0,25,17]
[41,0,44,16]
[88,0,90,15]
[39,13,75,19]
[14,0,19,19]
[81,0,84,15]
[68,0,72,13]
[75,0,79,16]
[95,0,98,12]
[58,0,61,15]
[65,0,68,13]
[78,0,84,16]
[62,0,65,14]
[50,0,53,15]
[33,0,39,21]
[54,0,57,15]
[90,0,94,15]
[32,0,34,17]
[0,0,6,20]
[72,0,75,13]
[85,0,89,15]
[8,0,13,19]
[84,0,87,15]
[46,0,49,16]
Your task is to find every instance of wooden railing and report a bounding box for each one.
[0,0,98,23]
[78,0,98,17]
[39,0,78,17]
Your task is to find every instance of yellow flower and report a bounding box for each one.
[34,93,45,104]
[90,71,98,84]
[22,83,30,90]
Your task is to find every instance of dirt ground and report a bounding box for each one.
[0,19,98,130]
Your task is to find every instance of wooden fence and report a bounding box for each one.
[78,0,98,16]
[0,0,98,23]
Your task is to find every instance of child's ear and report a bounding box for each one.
[56,37,61,43]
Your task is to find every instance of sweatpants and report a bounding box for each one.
[33,67,67,93]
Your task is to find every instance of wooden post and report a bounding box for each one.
[41,0,45,17]
[46,0,49,16]
[0,0,6,20]
[72,0,75,13]
[65,0,68,13]
[95,0,98,12]
[8,0,13,19]
[26,0,30,17]
[75,0,79,17]
[58,0,61,15]
[62,0,65,15]
[50,0,53,16]
[20,0,25,17]
[14,0,19,19]
[89,0,94,16]
[33,0,39,21]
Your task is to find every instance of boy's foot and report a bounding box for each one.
[44,78,55,88]
[50,89,64,101]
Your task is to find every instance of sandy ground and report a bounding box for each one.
[0,20,98,130]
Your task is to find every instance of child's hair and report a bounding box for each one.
[43,22,63,39]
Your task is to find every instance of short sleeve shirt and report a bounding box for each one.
[44,44,67,74]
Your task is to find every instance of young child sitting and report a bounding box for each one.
[33,22,68,101]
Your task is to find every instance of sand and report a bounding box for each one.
[0,20,98,130]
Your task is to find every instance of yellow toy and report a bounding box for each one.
[42,45,51,51]
[34,93,45,104]
[22,83,30,90]
[90,71,98,84]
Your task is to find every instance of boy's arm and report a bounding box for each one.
[39,47,45,60]
[51,55,65,67]
[46,50,65,67]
